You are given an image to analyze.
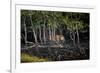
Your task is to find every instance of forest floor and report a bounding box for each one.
[21,42,89,63]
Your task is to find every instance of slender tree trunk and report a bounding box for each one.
[49,26,51,41]
[75,24,80,48]
[35,28,38,43]
[51,26,54,41]
[33,28,38,44]
[43,20,46,44]
[47,26,52,59]
[53,26,56,41]
[76,28,80,48]
[29,14,38,44]
[45,26,48,43]
[23,18,27,49]
[70,31,76,48]
[39,25,42,44]
[73,32,76,48]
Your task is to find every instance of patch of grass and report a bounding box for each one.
[21,53,49,63]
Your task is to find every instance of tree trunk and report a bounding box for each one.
[53,26,56,41]
[51,26,54,41]
[76,24,80,48]
[35,28,38,43]
[73,32,76,48]
[76,29,80,48]
[23,18,27,49]
[43,21,46,44]
[39,25,42,44]
[49,26,51,41]
[70,31,76,48]
[29,14,38,44]
[33,29,38,44]
[45,26,48,43]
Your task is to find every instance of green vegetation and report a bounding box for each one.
[21,53,49,63]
